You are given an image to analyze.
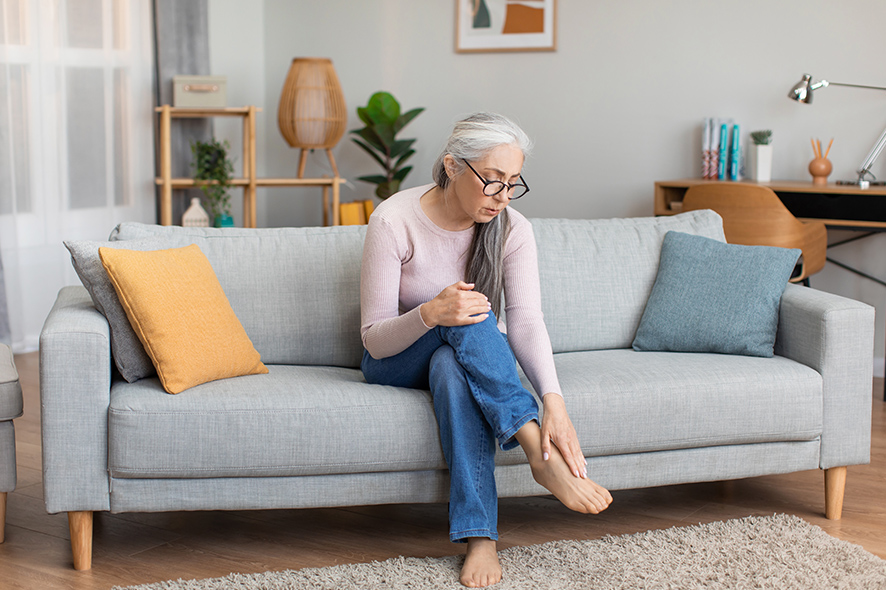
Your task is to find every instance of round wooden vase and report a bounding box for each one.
[277,58,347,150]
[809,157,832,186]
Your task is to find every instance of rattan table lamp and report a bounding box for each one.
[278,58,347,178]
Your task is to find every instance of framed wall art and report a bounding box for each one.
[456,0,557,53]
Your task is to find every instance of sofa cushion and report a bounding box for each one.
[548,349,823,459]
[108,365,446,478]
[65,237,171,382]
[109,223,367,368]
[108,349,823,479]
[531,211,726,353]
[99,244,268,394]
[632,231,800,357]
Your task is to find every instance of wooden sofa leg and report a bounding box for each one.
[68,511,93,570]
[0,491,6,543]
[825,467,847,520]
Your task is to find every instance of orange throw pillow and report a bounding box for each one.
[99,244,268,394]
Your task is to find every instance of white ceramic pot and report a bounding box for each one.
[751,144,773,182]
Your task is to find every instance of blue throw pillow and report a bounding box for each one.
[632,231,800,358]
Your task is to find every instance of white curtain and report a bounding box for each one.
[0,0,155,351]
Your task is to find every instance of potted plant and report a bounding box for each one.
[191,138,235,227]
[350,92,424,199]
[749,130,773,183]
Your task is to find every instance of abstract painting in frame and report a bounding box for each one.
[456,0,557,53]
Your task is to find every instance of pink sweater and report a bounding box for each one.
[360,184,562,397]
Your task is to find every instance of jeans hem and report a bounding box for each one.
[451,529,499,543]
[498,411,538,451]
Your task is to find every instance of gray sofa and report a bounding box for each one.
[40,210,874,571]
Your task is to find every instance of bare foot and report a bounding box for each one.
[461,538,501,588]
[516,423,613,514]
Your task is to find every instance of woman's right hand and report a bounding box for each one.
[420,281,491,328]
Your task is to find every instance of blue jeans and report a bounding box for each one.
[362,313,539,542]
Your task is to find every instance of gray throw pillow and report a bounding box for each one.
[631,231,800,358]
[65,237,171,382]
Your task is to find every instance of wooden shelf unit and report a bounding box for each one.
[155,105,344,227]
[655,178,886,230]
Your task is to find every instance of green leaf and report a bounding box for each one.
[376,179,401,200]
[357,174,389,185]
[351,138,388,169]
[367,92,400,125]
[394,149,415,169]
[352,127,386,154]
[372,122,395,148]
[356,107,373,127]
[393,165,412,182]
[389,138,416,159]
[394,107,424,134]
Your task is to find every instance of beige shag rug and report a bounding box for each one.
[114,514,886,590]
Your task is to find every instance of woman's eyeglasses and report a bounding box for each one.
[462,159,530,200]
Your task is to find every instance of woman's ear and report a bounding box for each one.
[443,154,458,180]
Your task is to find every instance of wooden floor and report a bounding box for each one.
[1,351,884,589]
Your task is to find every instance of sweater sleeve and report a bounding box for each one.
[360,213,430,359]
[502,217,563,397]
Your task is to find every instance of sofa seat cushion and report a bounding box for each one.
[550,349,823,458]
[108,365,447,479]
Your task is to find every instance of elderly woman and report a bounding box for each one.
[360,113,612,588]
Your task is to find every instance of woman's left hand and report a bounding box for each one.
[540,393,587,479]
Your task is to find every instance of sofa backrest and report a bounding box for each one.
[111,223,368,368]
[531,211,725,353]
[111,210,724,366]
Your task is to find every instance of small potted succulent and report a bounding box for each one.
[749,130,773,183]
[191,138,235,227]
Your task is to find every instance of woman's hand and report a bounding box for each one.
[540,393,588,479]
[420,281,491,328]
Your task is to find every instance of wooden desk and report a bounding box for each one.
[655,179,886,230]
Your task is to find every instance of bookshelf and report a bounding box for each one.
[155,105,344,227]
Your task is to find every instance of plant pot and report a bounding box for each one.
[214,213,234,228]
[750,144,773,182]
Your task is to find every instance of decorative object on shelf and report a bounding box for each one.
[808,137,833,186]
[339,199,375,225]
[173,75,227,108]
[277,58,347,178]
[182,197,210,227]
[190,138,234,225]
[350,92,424,200]
[788,73,886,189]
[750,129,773,182]
[456,0,557,53]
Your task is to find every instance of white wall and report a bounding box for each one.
[209,0,886,365]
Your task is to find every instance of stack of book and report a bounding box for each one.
[702,118,742,180]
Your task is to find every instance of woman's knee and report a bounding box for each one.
[429,345,470,398]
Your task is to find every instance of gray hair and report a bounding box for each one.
[432,113,533,318]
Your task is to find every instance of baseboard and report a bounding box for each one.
[875,356,884,379]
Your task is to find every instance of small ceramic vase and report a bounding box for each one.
[808,157,832,186]
[182,197,210,227]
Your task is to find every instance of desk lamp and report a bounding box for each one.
[788,74,886,189]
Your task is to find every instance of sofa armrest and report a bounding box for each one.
[39,286,112,514]
[774,283,874,469]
